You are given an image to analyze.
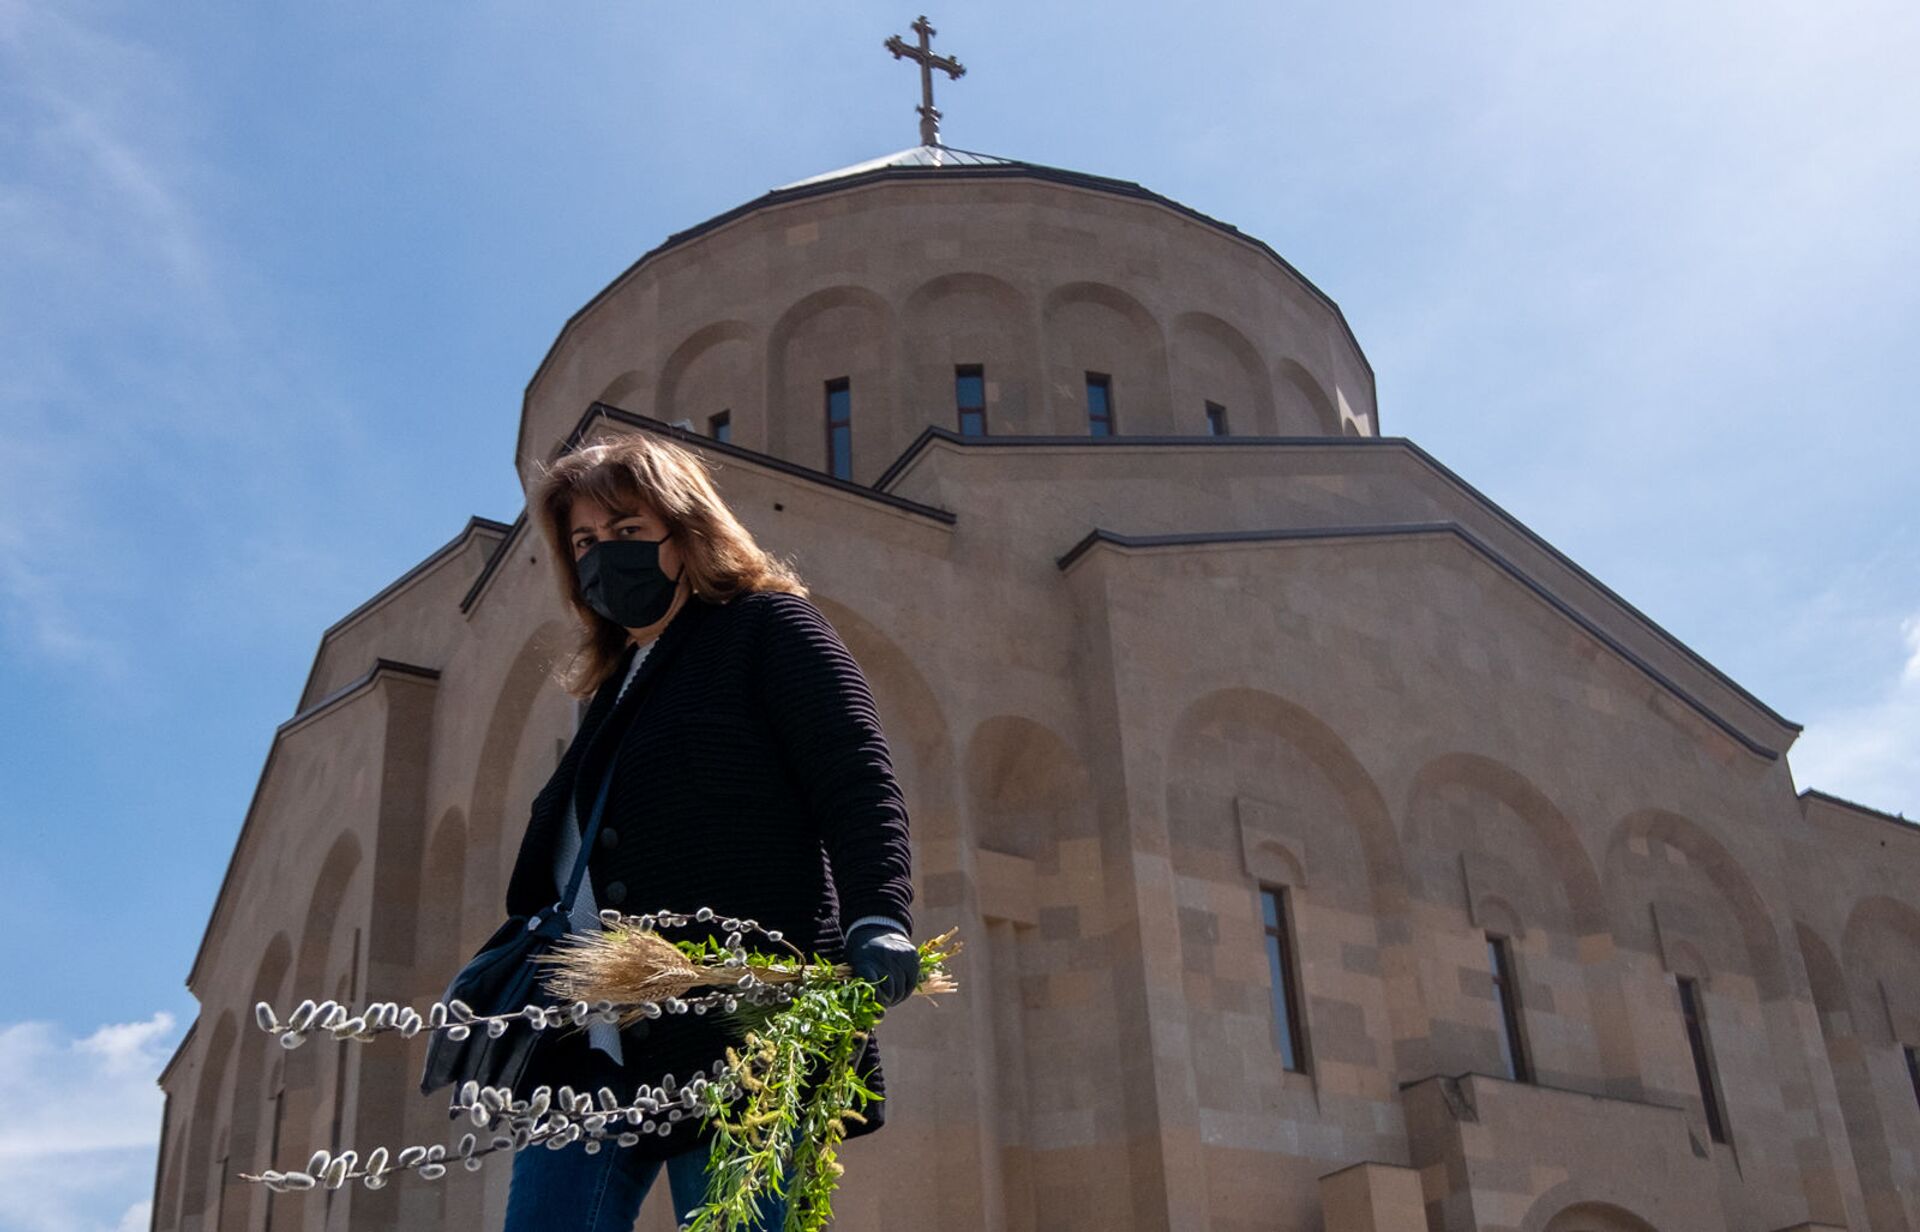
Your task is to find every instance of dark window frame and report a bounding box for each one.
[1487,933,1533,1083]
[955,364,987,436]
[1677,976,1730,1144]
[325,926,360,1216]
[825,378,852,480]
[1258,884,1311,1073]
[1205,400,1229,436]
[264,1065,286,1232]
[709,409,731,443]
[1086,372,1115,436]
[1906,1044,1920,1113]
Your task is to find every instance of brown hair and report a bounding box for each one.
[531,430,807,698]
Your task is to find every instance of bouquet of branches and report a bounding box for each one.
[240,906,962,1232]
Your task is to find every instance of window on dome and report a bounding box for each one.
[825,379,851,480]
[1205,401,1229,436]
[1086,373,1114,436]
[1907,1045,1920,1113]
[955,365,986,436]
[709,410,731,444]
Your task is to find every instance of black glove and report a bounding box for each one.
[845,923,919,1009]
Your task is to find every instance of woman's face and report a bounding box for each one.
[567,493,684,583]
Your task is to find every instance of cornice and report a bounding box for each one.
[461,511,529,615]
[294,517,507,710]
[1799,787,1915,834]
[473,404,963,619]
[155,1017,198,1088]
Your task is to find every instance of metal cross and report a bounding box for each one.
[884,15,966,148]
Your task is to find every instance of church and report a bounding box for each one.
[150,20,1920,1232]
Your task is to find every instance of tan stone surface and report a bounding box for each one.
[1322,1161,1426,1232]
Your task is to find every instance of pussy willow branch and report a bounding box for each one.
[248,907,899,1050]
[250,957,920,1053]
[236,909,962,1205]
[240,1069,745,1191]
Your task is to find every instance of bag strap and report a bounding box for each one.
[555,640,658,917]
[558,746,620,915]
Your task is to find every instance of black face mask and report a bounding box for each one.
[576,536,682,628]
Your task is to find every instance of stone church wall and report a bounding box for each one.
[151,163,1920,1232]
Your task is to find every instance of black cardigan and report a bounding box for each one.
[500,587,916,1159]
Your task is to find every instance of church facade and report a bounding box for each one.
[151,143,1920,1232]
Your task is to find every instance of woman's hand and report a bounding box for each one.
[845,923,919,1008]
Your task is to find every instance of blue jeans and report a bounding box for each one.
[503,1134,796,1232]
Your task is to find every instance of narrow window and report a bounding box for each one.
[327,933,359,1216]
[1487,934,1532,1083]
[825,378,852,480]
[1086,373,1114,436]
[326,1000,350,1216]
[709,409,731,444]
[1260,886,1310,1072]
[264,1073,286,1232]
[1677,977,1728,1143]
[213,1150,229,1228]
[1205,401,1229,436]
[955,365,987,436]
[1906,1045,1920,1112]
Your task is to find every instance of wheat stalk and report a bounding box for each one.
[530,919,962,1030]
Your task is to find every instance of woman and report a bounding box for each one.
[498,432,921,1232]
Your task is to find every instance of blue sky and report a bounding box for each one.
[2,1,1916,1227]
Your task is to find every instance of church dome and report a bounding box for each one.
[516,142,1376,487]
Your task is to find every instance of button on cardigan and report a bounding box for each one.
[503,588,916,1161]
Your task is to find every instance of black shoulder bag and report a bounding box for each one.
[417,705,633,1103]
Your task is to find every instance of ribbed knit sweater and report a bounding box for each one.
[503,588,916,1160]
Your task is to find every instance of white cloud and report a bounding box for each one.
[1791,612,1920,819]
[0,1012,180,1232]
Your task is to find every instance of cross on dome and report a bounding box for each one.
[884,15,966,148]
